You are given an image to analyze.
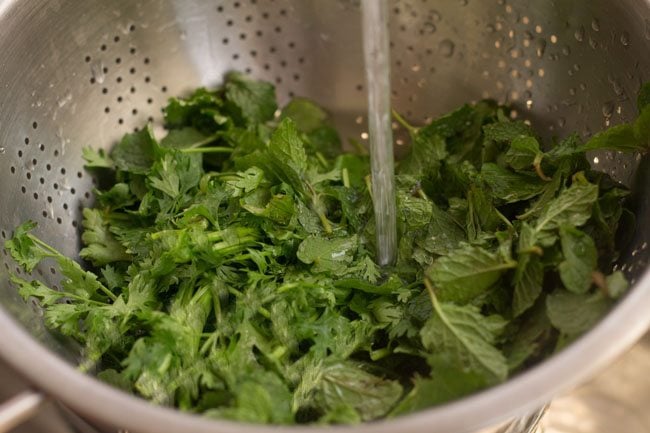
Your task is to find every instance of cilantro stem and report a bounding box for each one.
[28,235,117,301]
[392,109,418,137]
[342,168,350,188]
[533,154,551,181]
[315,152,329,168]
[181,146,234,154]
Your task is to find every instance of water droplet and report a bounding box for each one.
[179,30,187,40]
[620,31,630,47]
[57,93,72,108]
[562,45,571,56]
[422,21,437,34]
[591,18,600,32]
[0,147,5,154]
[535,38,547,57]
[439,39,455,57]
[574,25,585,42]
[602,101,615,117]
[589,37,598,49]
[429,9,442,22]
[523,30,534,40]
[645,18,650,40]
[486,24,495,33]
[569,87,576,96]
[558,117,566,128]
[459,0,468,6]
[90,62,106,84]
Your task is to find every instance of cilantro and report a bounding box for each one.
[6,73,645,425]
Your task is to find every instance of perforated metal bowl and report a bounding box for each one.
[0,1,648,432]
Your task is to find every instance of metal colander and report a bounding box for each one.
[0,1,648,433]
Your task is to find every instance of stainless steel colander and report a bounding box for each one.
[0,1,648,432]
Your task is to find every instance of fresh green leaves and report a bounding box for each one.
[427,245,516,304]
[6,74,645,426]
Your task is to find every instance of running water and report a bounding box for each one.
[361,0,397,266]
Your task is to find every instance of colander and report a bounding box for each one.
[0,0,648,432]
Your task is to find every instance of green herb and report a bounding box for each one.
[6,74,648,424]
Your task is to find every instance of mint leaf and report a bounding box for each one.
[111,124,158,174]
[427,245,516,304]
[314,361,403,422]
[421,296,508,381]
[297,235,358,274]
[481,163,546,203]
[512,255,544,317]
[483,120,533,143]
[505,136,542,170]
[546,290,611,336]
[224,71,277,126]
[558,226,597,294]
[533,173,598,246]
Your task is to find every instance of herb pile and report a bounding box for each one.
[6,74,650,424]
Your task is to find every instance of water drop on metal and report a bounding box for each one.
[620,31,630,47]
[574,25,585,42]
[439,39,455,58]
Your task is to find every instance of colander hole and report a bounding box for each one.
[293,74,300,81]
[24,137,29,145]
[356,84,363,91]
[279,9,286,16]
[17,150,22,157]
[274,26,281,33]
[46,164,51,171]
[71,188,76,195]
[56,217,62,224]
[100,44,107,51]
[245,67,252,74]
[117,77,123,83]
[298,57,305,64]
[53,183,58,190]
[233,1,240,8]
[288,42,295,49]
[85,55,91,63]
[250,50,257,57]
[63,203,68,210]
[130,87,136,93]
[115,57,122,64]
[103,66,109,74]
[102,88,108,94]
[130,68,136,74]
[232,54,239,60]
[90,77,96,84]
[32,121,38,129]
[114,36,120,43]
[130,47,137,54]
[262,12,269,19]
[10,166,15,174]
[227,20,233,26]
[263,63,270,70]
[239,33,246,40]
[39,178,44,185]
[217,6,224,12]
[144,58,150,65]
[105,107,110,113]
[84,192,91,199]
[26,172,31,180]
[32,158,37,165]
[222,38,229,45]
[77,171,82,178]
[132,109,138,115]
[118,118,124,125]
[117,96,123,103]
[280,60,287,67]
[269,46,276,53]
[275,77,282,84]
[129,24,136,32]
[145,76,151,83]
[147,98,153,104]
[256,30,263,37]
[20,186,26,194]
[1,230,5,239]
[39,144,45,151]
[245,15,252,22]
[33,193,38,200]
[72,221,78,228]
